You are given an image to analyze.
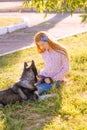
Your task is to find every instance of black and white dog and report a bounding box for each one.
[0,60,39,107]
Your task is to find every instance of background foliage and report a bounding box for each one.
[23,0,87,21]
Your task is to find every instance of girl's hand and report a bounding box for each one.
[36,75,43,81]
[44,78,51,84]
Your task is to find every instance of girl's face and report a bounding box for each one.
[37,41,50,50]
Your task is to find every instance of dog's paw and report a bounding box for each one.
[33,91,39,101]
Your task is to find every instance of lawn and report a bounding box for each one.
[0,18,23,27]
[0,32,87,130]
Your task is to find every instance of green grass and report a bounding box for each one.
[0,32,87,130]
[0,18,23,27]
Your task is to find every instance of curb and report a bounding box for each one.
[56,30,87,40]
[0,27,7,35]
[0,44,35,57]
[0,21,28,35]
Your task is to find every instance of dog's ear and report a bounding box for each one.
[24,62,28,69]
[31,60,38,82]
[31,60,36,70]
[31,60,35,67]
[24,61,34,69]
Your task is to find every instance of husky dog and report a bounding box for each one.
[0,60,39,107]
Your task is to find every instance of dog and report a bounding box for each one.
[0,60,39,107]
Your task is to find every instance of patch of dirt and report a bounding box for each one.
[24,113,54,130]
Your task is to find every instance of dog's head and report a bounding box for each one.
[20,60,37,83]
[18,60,39,100]
[14,60,38,92]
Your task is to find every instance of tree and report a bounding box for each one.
[23,0,87,22]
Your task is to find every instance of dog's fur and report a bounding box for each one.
[0,60,39,107]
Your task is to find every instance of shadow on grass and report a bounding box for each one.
[23,85,63,130]
[0,85,63,130]
[0,51,22,69]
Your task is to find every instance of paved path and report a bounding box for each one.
[0,1,22,9]
[0,12,87,56]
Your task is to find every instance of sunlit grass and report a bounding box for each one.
[0,111,6,130]
[0,18,23,27]
[0,32,87,130]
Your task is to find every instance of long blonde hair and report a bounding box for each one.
[34,31,69,59]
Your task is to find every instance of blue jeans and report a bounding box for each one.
[36,75,52,95]
[37,82,52,95]
[36,80,64,95]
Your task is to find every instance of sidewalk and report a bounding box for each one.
[0,12,87,57]
[0,1,33,12]
[0,1,23,12]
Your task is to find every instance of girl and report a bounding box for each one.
[34,31,69,95]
